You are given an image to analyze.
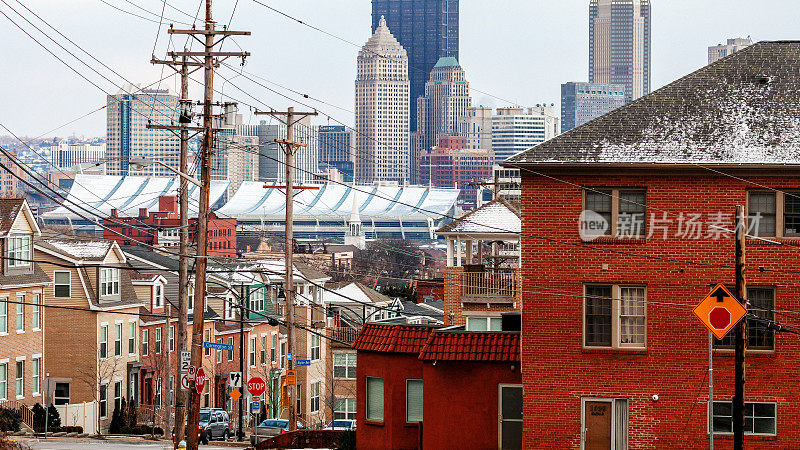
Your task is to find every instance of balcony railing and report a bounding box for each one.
[328,327,360,346]
[461,267,517,298]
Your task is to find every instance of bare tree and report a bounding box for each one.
[140,345,168,435]
[74,352,122,435]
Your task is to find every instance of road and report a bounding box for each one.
[18,437,240,450]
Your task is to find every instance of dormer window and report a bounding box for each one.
[154,285,163,309]
[100,268,120,297]
[7,236,30,267]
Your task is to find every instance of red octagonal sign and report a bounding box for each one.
[248,377,266,397]
[195,368,206,394]
[708,307,731,330]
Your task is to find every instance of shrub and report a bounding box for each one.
[0,433,32,449]
[335,430,356,450]
[31,404,45,430]
[46,405,60,430]
[0,409,21,432]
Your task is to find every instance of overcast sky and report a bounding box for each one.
[1,0,798,138]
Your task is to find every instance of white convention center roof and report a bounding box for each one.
[217,182,459,222]
[42,174,230,221]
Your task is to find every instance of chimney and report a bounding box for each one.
[138,208,148,218]
[159,196,179,215]
[111,209,118,218]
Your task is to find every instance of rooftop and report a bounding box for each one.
[418,331,520,362]
[352,324,439,354]
[437,197,521,235]
[505,41,800,167]
[434,56,460,68]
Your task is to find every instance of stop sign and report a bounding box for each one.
[195,368,206,394]
[248,377,266,397]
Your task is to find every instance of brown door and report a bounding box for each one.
[584,401,612,450]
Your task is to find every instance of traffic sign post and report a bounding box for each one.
[285,370,296,386]
[247,377,266,397]
[693,284,747,340]
[252,401,260,413]
[180,351,192,374]
[181,374,192,391]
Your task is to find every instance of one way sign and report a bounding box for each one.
[693,284,747,340]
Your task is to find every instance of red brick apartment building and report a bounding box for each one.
[353,324,522,449]
[103,196,236,257]
[504,41,800,448]
[421,136,494,208]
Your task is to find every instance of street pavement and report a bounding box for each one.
[18,437,241,450]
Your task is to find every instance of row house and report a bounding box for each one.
[35,237,143,432]
[0,199,50,408]
[438,197,521,328]
[504,41,800,448]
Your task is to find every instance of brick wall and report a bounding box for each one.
[520,171,800,448]
[0,286,45,406]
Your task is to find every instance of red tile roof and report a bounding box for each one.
[418,332,520,362]
[351,324,438,354]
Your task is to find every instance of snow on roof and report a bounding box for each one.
[323,282,392,305]
[437,198,521,235]
[41,239,112,260]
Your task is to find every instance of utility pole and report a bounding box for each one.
[255,107,317,431]
[733,204,746,450]
[164,303,172,435]
[239,283,246,441]
[147,2,249,448]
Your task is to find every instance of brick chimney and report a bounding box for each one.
[138,208,148,218]
[159,196,179,215]
[111,208,118,218]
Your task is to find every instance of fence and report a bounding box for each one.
[56,401,98,435]
[460,268,518,298]
[328,327,360,346]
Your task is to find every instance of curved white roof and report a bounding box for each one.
[42,174,230,221]
[217,182,459,222]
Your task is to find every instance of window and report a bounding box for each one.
[333,353,356,379]
[366,376,384,421]
[142,329,149,356]
[155,328,162,354]
[406,379,423,423]
[31,359,39,395]
[249,337,256,367]
[100,268,120,297]
[155,377,162,406]
[250,288,265,314]
[114,381,121,411]
[204,330,210,356]
[747,190,800,237]
[154,285,163,308]
[15,361,23,398]
[216,339,223,363]
[169,326,175,352]
[32,294,40,330]
[712,402,776,435]
[7,236,30,267]
[583,189,646,238]
[15,296,23,332]
[271,334,277,362]
[54,382,69,405]
[281,342,286,369]
[128,323,136,354]
[310,334,320,361]
[54,271,70,298]
[260,336,266,365]
[228,337,234,361]
[716,287,775,351]
[99,384,107,418]
[584,285,646,348]
[114,324,122,356]
[466,317,502,331]
[0,299,5,333]
[100,325,108,358]
[334,398,356,420]
[310,381,320,413]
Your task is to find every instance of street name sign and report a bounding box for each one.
[203,341,234,352]
[693,284,747,340]
[296,359,310,366]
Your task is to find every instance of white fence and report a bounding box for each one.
[56,401,98,435]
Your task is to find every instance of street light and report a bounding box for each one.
[129,157,202,187]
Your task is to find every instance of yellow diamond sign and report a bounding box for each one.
[693,284,748,340]
[229,387,241,401]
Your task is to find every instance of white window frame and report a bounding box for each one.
[310,381,320,413]
[15,295,24,333]
[334,398,356,420]
[249,336,257,367]
[250,288,265,314]
[31,358,40,396]
[583,284,647,350]
[155,377,162,406]
[142,329,149,356]
[228,337,234,362]
[154,284,163,308]
[310,334,320,361]
[169,325,175,352]
[155,327,162,354]
[53,271,71,298]
[466,316,503,332]
[114,323,122,357]
[100,268,120,297]
[216,338,223,363]
[333,353,356,379]
[0,299,6,334]
[99,325,108,359]
[128,322,136,355]
[99,384,108,419]
[203,329,210,356]
[114,381,121,411]
[7,235,31,267]
[15,360,23,399]
[271,332,277,363]
[31,294,40,330]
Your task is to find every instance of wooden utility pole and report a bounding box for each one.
[255,107,317,431]
[148,2,249,448]
[733,204,747,450]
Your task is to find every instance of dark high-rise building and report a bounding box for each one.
[372,0,459,133]
[318,125,354,182]
[561,82,625,132]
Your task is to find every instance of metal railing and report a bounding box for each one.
[460,268,518,298]
[0,400,35,430]
[328,327,360,346]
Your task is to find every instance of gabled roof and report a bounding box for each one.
[0,198,40,237]
[36,238,125,264]
[351,324,439,354]
[505,41,800,167]
[325,281,393,305]
[436,197,521,235]
[418,331,520,362]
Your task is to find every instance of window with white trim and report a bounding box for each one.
[333,353,356,379]
[712,402,776,435]
[155,377,162,406]
[31,358,39,395]
[54,271,70,298]
[128,323,136,354]
[271,333,277,363]
[114,324,122,356]
[99,384,107,418]
[100,325,108,358]
[584,284,646,349]
[366,376,383,421]
[155,328,162,354]
[260,336,266,365]
[15,361,23,398]
[32,294,40,330]
[7,236,30,267]
[249,337,256,367]
[250,287,265,314]
[0,365,6,400]
[310,381,320,413]
[142,329,149,356]
[466,317,502,331]
[228,337,234,361]
[0,300,6,333]
[114,381,121,410]
[310,334,320,361]
[334,398,356,420]
[154,285,163,308]
[169,325,175,352]
[406,379,422,423]
[100,268,120,297]
[15,296,23,332]
[216,339,223,363]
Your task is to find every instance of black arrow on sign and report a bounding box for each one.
[711,287,729,303]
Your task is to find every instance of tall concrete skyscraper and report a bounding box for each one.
[561,82,625,132]
[372,0,459,133]
[492,106,559,163]
[106,84,180,176]
[708,37,752,64]
[355,17,411,184]
[318,126,355,182]
[589,0,651,103]
[416,57,472,153]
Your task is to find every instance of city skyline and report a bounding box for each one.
[0,0,796,138]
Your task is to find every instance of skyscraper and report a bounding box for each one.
[372,0,459,133]
[457,106,493,151]
[106,84,180,176]
[416,57,472,154]
[236,119,318,186]
[355,17,411,184]
[708,37,752,64]
[589,0,651,103]
[318,126,355,182]
[492,107,559,163]
[561,82,626,132]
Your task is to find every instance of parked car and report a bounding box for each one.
[324,419,356,430]
[250,419,306,445]
[199,409,231,442]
